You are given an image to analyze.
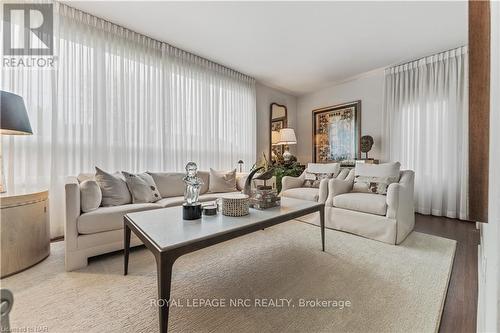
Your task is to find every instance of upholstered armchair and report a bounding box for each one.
[280,163,350,204]
[325,169,415,245]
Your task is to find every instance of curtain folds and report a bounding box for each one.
[382,46,468,220]
[1,3,256,237]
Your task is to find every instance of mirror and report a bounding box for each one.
[269,103,287,161]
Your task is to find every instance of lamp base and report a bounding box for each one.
[283,149,292,162]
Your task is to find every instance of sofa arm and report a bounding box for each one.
[386,170,415,244]
[64,176,80,251]
[281,171,306,193]
[325,178,353,207]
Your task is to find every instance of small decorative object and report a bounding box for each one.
[250,187,280,210]
[220,194,249,217]
[253,168,275,189]
[360,135,374,159]
[312,101,361,163]
[243,166,264,196]
[237,160,244,172]
[202,203,218,216]
[182,162,203,220]
[278,128,297,162]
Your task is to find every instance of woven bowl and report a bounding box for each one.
[220,194,250,217]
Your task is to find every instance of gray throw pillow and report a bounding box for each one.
[122,171,161,203]
[80,180,102,212]
[208,168,237,193]
[95,167,132,206]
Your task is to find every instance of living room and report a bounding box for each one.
[0,1,499,333]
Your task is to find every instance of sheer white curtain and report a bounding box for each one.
[1,3,256,237]
[382,46,468,220]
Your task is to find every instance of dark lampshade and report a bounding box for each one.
[0,91,33,135]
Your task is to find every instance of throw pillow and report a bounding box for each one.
[80,180,102,212]
[303,173,333,188]
[122,171,161,203]
[95,167,132,206]
[209,168,237,193]
[303,162,340,188]
[353,162,401,195]
[147,172,185,198]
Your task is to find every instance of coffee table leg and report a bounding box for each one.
[124,222,131,275]
[319,206,325,251]
[157,253,175,333]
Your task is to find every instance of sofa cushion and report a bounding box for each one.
[209,168,237,193]
[155,196,185,208]
[155,192,241,208]
[148,171,211,197]
[199,191,240,202]
[122,171,161,203]
[77,173,95,183]
[95,167,132,206]
[77,203,160,234]
[333,193,387,216]
[280,188,319,202]
[147,172,185,198]
[198,171,210,194]
[80,180,102,213]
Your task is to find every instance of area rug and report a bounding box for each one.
[2,221,456,333]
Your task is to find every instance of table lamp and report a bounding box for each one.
[278,128,297,161]
[0,91,33,193]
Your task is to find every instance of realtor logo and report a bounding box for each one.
[3,3,53,56]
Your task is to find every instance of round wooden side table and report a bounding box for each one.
[0,190,50,278]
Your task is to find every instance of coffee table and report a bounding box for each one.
[123,197,325,332]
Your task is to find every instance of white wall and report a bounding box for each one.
[255,82,298,162]
[477,2,500,331]
[296,69,385,163]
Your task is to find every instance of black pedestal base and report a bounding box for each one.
[183,203,202,220]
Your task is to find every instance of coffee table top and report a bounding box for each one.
[125,197,322,251]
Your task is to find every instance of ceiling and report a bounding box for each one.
[65,1,467,96]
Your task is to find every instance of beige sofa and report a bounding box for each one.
[64,171,246,271]
[281,165,415,245]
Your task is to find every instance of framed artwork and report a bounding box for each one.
[312,101,361,163]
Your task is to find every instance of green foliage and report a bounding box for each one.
[272,161,304,193]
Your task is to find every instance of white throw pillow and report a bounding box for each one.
[353,162,401,195]
[95,167,132,206]
[122,171,161,203]
[147,172,185,198]
[209,168,237,193]
[80,180,102,212]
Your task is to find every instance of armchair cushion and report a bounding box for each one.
[280,188,319,202]
[333,193,387,216]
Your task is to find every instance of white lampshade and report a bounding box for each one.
[271,131,281,145]
[278,128,297,145]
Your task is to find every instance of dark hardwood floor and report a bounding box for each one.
[414,214,479,333]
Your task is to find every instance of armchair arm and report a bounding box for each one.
[318,178,329,204]
[281,170,306,193]
[386,170,415,244]
[64,176,81,251]
[325,178,354,207]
